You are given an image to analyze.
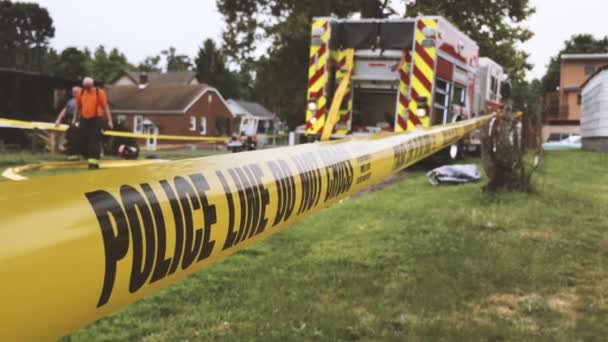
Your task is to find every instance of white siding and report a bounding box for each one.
[581,70,608,138]
[474,57,503,114]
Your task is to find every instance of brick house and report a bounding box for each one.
[106,72,233,147]
[543,53,608,141]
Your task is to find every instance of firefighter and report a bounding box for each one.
[54,86,81,127]
[54,86,82,160]
[77,77,113,170]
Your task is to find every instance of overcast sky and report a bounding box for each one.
[31,0,608,80]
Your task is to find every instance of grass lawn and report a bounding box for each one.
[49,149,607,341]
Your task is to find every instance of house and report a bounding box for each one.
[226,99,284,145]
[543,53,608,141]
[227,99,277,132]
[113,71,200,86]
[106,72,233,148]
[580,66,608,152]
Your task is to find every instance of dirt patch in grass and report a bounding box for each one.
[210,321,232,335]
[485,293,542,317]
[547,292,579,314]
[520,229,560,241]
[353,306,376,326]
[476,291,579,320]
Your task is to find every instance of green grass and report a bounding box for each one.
[139,148,226,160]
[53,150,608,341]
[0,152,66,168]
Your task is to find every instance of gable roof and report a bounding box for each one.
[121,71,198,86]
[228,99,274,119]
[106,84,220,113]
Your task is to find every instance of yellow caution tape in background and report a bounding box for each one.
[0,118,229,142]
[1,159,169,181]
[0,114,493,341]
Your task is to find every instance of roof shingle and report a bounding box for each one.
[106,84,209,112]
[124,71,198,86]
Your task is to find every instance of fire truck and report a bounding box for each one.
[303,16,505,158]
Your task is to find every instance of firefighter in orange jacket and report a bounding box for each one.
[77,77,113,169]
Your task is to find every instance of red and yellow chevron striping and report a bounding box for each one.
[306,19,331,135]
[405,18,439,132]
[332,49,353,135]
[396,52,412,132]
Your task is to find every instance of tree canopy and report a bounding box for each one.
[194,39,244,99]
[88,46,133,84]
[137,55,162,72]
[0,1,54,49]
[0,1,55,71]
[162,46,192,72]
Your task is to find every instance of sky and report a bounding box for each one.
[30,0,608,80]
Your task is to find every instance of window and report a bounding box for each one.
[116,115,126,125]
[216,117,230,136]
[453,85,466,106]
[585,64,595,76]
[200,117,207,135]
[258,120,273,134]
[578,94,582,105]
[189,116,196,131]
[490,76,499,101]
[133,115,144,134]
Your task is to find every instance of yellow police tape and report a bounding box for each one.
[2,159,169,181]
[0,114,493,341]
[0,117,229,142]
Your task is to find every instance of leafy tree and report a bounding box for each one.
[89,46,133,83]
[194,39,242,98]
[541,34,608,92]
[161,46,192,71]
[511,78,542,113]
[51,47,91,81]
[0,1,54,48]
[408,0,535,81]
[217,0,367,63]
[0,1,55,70]
[138,55,161,72]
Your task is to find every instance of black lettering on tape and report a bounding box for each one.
[222,165,270,249]
[217,171,238,250]
[86,190,130,308]
[293,153,322,214]
[89,175,217,307]
[119,185,155,294]
[249,164,269,235]
[237,167,257,242]
[174,176,203,270]
[189,174,216,261]
[319,148,354,202]
[141,183,171,283]
[268,160,297,226]
[227,168,248,245]
[159,180,184,276]
[393,144,403,170]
